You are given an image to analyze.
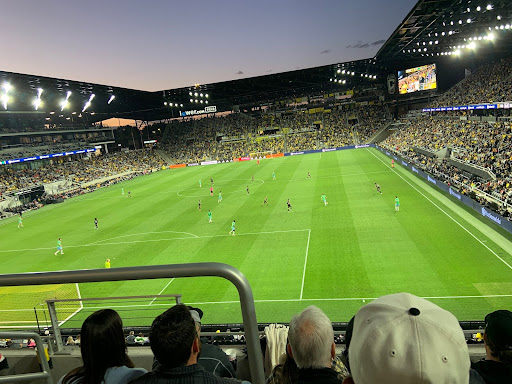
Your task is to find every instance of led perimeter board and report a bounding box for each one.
[398,64,437,94]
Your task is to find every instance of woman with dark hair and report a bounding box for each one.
[58,309,147,384]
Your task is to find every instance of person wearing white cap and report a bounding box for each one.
[343,292,472,384]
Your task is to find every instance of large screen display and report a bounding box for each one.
[398,64,437,94]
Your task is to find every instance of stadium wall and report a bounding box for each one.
[374,145,512,234]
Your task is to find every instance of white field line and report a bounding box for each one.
[300,229,311,300]
[149,278,175,305]
[7,293,511,315]
[86,230,199,246]
[62,293,512,311]
[0,229,311,253]
[367,148,512,271]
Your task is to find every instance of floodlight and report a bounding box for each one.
[1,94,8,110]
[180,104,183,107]
[205,101,208,104]
[194,92,198,97]
[507,24,511,29]
[189,92,192,96]
[487,33,495,40]
[467,18,471,23]
[195,99,198,103]
[200,100,203,103]
[486,4,492,10]
[454,49,461,56]
[200,93,203,97]
[476,6,481,11]
[497,15,501,20]
[61,100,68,111]
[468,42,476,49]
[190,99,193,102]
[108,95,115,104]
[459,20,462,24]
[33,98,42,110]
[337,69,340,73]
[205,94,208,98]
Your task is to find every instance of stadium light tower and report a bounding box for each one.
[61,91,72,111]
[82,93,95,112]
[1,83,11,110]
[33,88,43,110]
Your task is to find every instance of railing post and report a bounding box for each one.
[46,301,64,353]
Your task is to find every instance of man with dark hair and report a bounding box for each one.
[472,310,512,383]
[131,304,244,383]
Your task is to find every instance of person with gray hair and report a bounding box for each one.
[287,305,341,383]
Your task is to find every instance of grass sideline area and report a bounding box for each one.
[1,147,511,328]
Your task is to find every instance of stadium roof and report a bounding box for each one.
[1,0,512,123]
[375,0,512,67]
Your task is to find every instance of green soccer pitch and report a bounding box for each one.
[1,147,512,328]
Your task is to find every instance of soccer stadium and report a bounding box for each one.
[1,1,512,383]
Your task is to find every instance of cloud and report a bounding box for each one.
[371,39,386,46]
[236,70,244,75]
[346,39,385,49]
[320,49,331,54]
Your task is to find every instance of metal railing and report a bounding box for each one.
[0,262,265,384]
[0,331,53,384]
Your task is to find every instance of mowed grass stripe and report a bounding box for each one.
[2,149,512,326]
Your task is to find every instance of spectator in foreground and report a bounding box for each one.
[151,306,237,378]
[344,292,473,384]
[471,310,512,384]
[131,304,245,384]
[287,305,341,383]
[58,309,147,384]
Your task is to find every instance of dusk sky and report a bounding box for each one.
[2,0,418,92]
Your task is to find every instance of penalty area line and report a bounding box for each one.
[149,278,175,305]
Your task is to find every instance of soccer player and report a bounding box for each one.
[198,200,201,211]
[208,210,212,223]
[218,191,222,203]
[127,190,132,198]
[307,171,311,179]
[251,175,254,182]
[122,188,124,196]
[17,214,23,228]
[210,186,213,196]
[257,160,260,165]
[287,199,292,212]
[246,185,250,195]
[321,193,328,206]
[210,177,214,185]
[272,171,276,180]
[94,217,98,229]
[199,179,202,188]
[262,196,268,206]
[105,259,111,268]
[375,183,382,194]
[54,238,64,255]
[391,159,395,168]
[229,220,236,236]
[395,196,400,211]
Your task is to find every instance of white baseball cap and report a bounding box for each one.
[348,293,470,384]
